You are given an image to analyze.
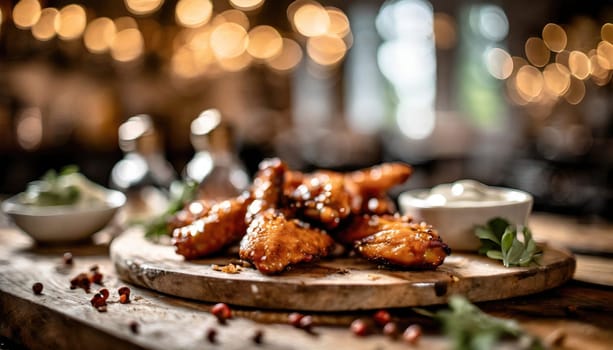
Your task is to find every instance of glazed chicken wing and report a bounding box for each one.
[239,210,335,274]
[172,195,249,259]
[333,214,412,245]
[355,221,450,269]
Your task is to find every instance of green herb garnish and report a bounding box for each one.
[21,165,82,206]
[431,295,544,350]
[143,180,198,239]
[475,218,541,267]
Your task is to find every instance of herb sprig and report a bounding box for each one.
[475,218,541,267]
[143,180,198,240]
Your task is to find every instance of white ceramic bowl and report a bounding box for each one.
[399,180,533,252]
[2,190,126,244]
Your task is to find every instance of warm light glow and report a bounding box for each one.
[31,8,58,41]
[218,51,252,72]
[589,53,611,86]
[266,38,303,72]
[505,76,528,106]
[525,37,550,67]
[601,23,613,43]
[115,17,138,31]
[111,28,144,62]
[247,25,282,60]
[176,0,213,28]
[543,63,570,96]
[485,47,513,79]
[229,0,264,11]
[568,50,591,80]
[564,77,585,105]
[307,34,346,66]
[171,47,200,78]
[511,56,528,74]
[293,2,330,37]
[125,0,164,15]
[596,41,613,69]
[84,18,116,54]
[219,9,250,30]
[326,7,350,38]
[55,4,87,40]
[433,12,456,50]
[210,22,248,59]
[13,0,41,29]
[516,65,544,100]
[542,23,567,52]
[16,107,43,151]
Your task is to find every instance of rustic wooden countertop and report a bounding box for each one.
[1,213,612,350]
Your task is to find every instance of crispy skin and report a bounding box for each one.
[239,210,335,274]
[168,200,214,233]
[345,163,411,215]
[355,221,450,269]
[173,196,249,259]
[245,158,287,224]
[334,214,412,245]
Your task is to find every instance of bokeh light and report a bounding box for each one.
[13,0,42,29]
[176,0,213,28]
[218,51,252,72]
[326,7,350,38]
[210,22,248,59]
[307,34,346,66]
[525,37,550,67]
[16,107,43,151]
[293,2,330,37]
[564,77,585,105]
[266,38,303,72]
[229,0,264,11]
[31,8,58,41]
[247,25,282,60]
[568,50,591,80]
[543,63,570,96]
[485,47,513,79]
[115,17,138,31]
[84,17,116,54]
[542,23,567,52]
[596,40,613,69]
[125,0,165,16]
[55,4,87,40]
[111,28,144,62]
[602,23,613,43]
[516,65,544,100]
[218,9,250,30]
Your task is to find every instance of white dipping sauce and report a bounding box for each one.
[416,180,527,207]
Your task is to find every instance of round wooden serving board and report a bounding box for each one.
[110,228,576,311]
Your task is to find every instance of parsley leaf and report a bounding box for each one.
[474,218,542,267]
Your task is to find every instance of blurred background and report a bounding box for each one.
[0,0,611,220]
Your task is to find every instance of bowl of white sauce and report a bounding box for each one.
[399,180,533,251]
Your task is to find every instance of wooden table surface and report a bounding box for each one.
[1,213,612,350]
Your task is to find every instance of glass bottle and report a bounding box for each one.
[184,109,249,200]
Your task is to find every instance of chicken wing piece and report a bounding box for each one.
[333,214,412,245]
[287,170,351,229]
[245,158,287,224]
[173,195,249,259]
[168,199,214,233]
[346,162,413,194]
[355,221,450,269]
[239,210,335,274]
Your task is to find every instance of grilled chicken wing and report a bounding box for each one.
[239,210,335,274]
[333,214,412,245]
[355,221,450,269]
[172,195,249,259]
[245,158,287,224]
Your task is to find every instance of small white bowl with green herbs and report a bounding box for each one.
[1,166,125,244]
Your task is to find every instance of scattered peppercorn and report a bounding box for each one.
[298,315,313,331]
[373,310,391,326]
[89,271,103,285]
[98,288,109,300]
[252,329,264,344]
[206,328,217,343]
[350,319,369,336]
[402,324,422,345]
[32,282,43,295]
[129,321,139,334]
[63,252,73,265]
[118,286,131,297]
[211,303,232,323]
[70,272,91,292]
[90,292,107,311]
[119,294,129,304]
[288,312,304,327]
[383,322,398,338]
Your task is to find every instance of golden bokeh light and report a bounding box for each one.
[13,0,42,29]
[210,22,248,59]
[293,2,330,37]
[433,12,456,50]
[247,25,282,60]
[589,53,611,86]
[31,8,58,41]
[176,0,213,28]
[111,28,144,62]
[219,9,250,30]
[564,77,585,105]
[525,37,550,67]
[267,38,303,72]
[505,76,528,106]
[602,23,613,43]
[172,47,201,78]
[84,17,116,54]
[229,0,264,11]
[326,7,350,38]
[542,23,567,52]
[55,4,87,40]
[306,34,346,66]
[516,65,544,100]
[568,50,591,80]
[543,63,570,96]
[218,51,252,72]
[596,40,613,69]
[125,0,164,16]
[16,108,43,151]
[115,17,138,31]
[511,56,529,74]
[485,47,513,80]
[186,27,212,52]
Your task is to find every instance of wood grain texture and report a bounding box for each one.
[111,227,576,311]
